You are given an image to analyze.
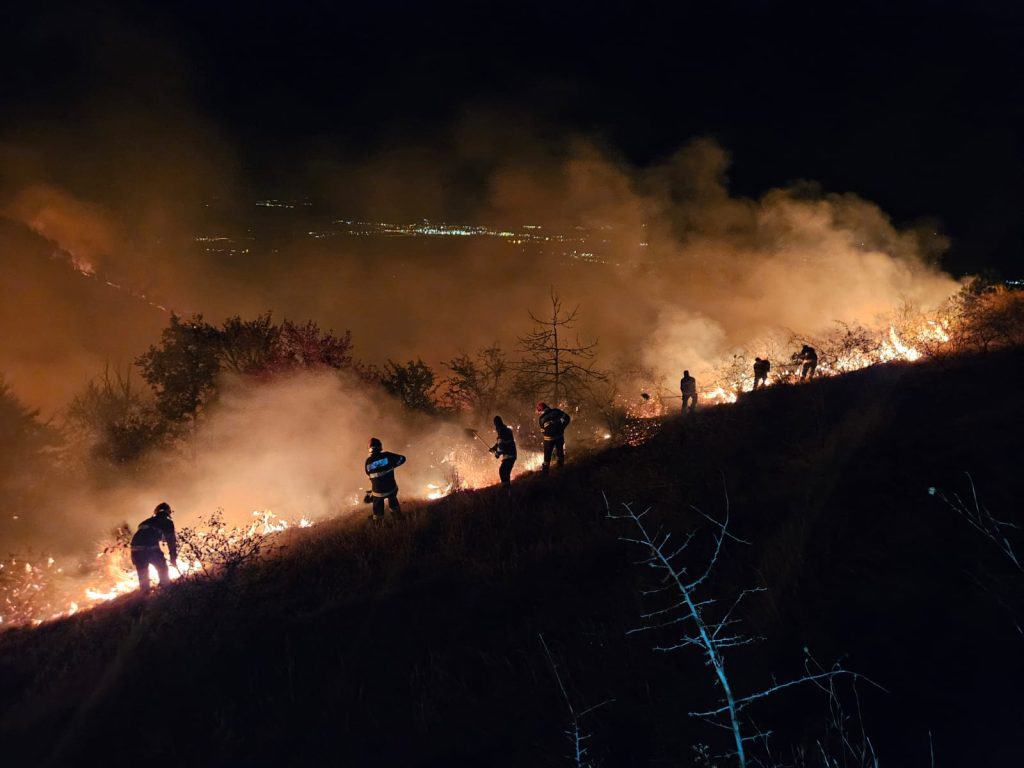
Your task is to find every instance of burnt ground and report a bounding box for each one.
[1,349,1023,767]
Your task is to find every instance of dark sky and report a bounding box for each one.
[1,0,1021,276]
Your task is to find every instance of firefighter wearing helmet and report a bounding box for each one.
[129,502,179,594]
[796,345,818,380]
[536,402,571,476]
[680,370,698,414]
[489,415,517,495]
[364,437,407,523]
[752,357,771,390]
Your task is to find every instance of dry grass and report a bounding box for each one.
[1,348,1023,767]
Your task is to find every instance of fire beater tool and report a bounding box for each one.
[463,428,496,456]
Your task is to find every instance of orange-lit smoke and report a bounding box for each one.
[0,122,962,566]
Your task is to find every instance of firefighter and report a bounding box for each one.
[489,415,517,495]
[752,357,771,390]
[364,437,406,523]
[680,370,698,413]
[536,402,571,476]
[130,502,178,595]
[797,345,818,380]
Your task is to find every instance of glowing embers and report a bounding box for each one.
[1,510,314,628]
[421,446,545,500]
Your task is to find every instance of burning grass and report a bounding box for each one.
[0,510,313,627]
[3,285,1022,630]
[1,347,1022,767]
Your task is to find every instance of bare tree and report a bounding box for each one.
[539,633,613,768]
[517,289,606,404]
[605,491,871,768]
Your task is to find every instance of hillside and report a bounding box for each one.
[2,349,1023,767]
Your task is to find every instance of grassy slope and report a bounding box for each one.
[2,350,1023,767]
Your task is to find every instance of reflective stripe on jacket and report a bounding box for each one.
[492,425,517,458]
[365,451,406,495]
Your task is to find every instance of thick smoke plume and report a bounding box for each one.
[25,372,478,551]
[0,117,960,557]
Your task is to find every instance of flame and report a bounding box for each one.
[925,319,950,343]
[68,252,96,276]
[1,510,315,629]
[693,314,952,404]
[2,311,961,630]
[426,482,454,500]
[879,325,921,362]
[422,448,545,499]
[703,386,739,405]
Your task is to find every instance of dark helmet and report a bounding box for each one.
[368,437,382,452]
[683,370,690,377]
[154,502,172,517]
[493,415,505,428]
[535,402,548,413]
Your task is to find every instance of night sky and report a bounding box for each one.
[2,0,1021,276]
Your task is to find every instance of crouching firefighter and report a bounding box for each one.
[796,345,818,381]
[752,357,771,390]
[364,437,406,523]
[489,415,517,495]
[130,502,178,595]
[536,402,571,476]
[680,370,698,413]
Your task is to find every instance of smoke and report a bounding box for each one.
[0,126,958,409]
[74,372,477,542]
[0,88,961,559]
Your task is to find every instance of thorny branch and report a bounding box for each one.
[605,490,871,768]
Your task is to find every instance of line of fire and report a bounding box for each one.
[3,5,1024,765]
[3,264,1021,627]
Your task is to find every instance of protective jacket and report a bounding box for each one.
[130,515,178,560]
[754,359,770,376]
[680,376,697,395]
[492,424,517,459]
[539,407,571,441]
[365,450,407,496]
